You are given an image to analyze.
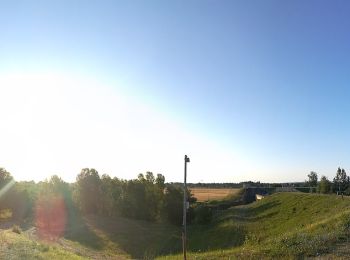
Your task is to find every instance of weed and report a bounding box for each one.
[11,225,22,234]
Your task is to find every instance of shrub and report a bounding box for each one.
[194,204,212,224]
[11,224,21,234]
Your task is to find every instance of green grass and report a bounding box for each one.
[62,214,181,259]
[158,192,350,259]
[0,212,180,259]
[0,229,83,259]
[0,202,181,259]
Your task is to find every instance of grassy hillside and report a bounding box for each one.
[2,192,350,259]
[159,192,350,259]
[0,212,181,259]
[0,229,83,259]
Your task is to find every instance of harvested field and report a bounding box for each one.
[190,188,241,202]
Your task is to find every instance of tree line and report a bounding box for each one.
[0,167,196,226]
[307,167,350,194]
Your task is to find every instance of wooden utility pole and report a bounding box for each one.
[182,155,190,260]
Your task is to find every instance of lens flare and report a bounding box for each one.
[0,179,15,198]
[35,194,67,241]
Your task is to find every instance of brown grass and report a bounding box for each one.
[0,209,12,221]
[190,188,241,202]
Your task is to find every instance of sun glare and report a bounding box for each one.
[0,71,247,183]
[0,179,15,199]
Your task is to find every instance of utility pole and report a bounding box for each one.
[182,155,190,260]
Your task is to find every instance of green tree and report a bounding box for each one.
[100,174,123,217]
[0,167,14,193]
[317,176,332,194]
[118,172,166,221]
[0,169,33,220]
[160,185,196,225]
[156,174,165,190]
[307,171,318,187]
[333,167,349,194]
[161,185,183,225]
[0,168,15,210]
[120,179,149,219]
[145,171,155,183]
[74,168,102,214]
[13,181,39,219]
[40,175,71,199]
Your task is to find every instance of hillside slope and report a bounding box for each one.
[160,192,350,259]
[0,229,84,259]
[2,192,350,259]
[0,214,181,260]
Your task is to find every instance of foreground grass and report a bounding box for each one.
[63,214,181,259]
[0,213,181,259]
[159,192,350,259]
[0,229,83,259]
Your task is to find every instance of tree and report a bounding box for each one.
[0,168,14,196]
[12,181,38,219]
[40,175,71,200]
[307,171,318,187]
[0,168,15,210]
[317,176,332,194]
[333,167,349,194]
[145,171,155,183]
[120,179,149,219]
[161,185,183,225]
[0,170,34,220]
[156,174,165,190]
[100,174,123,217]
[74,168,102,214]
[120,172,165,221]
[160,184,196,225]
[34,175,73,239]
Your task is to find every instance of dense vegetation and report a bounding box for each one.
[0,167,196,229]
[0,167,194,258]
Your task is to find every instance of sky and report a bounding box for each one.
[1,1,350,183]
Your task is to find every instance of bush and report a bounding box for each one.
[295,187,312,193]
[11,224,21,234]
[194,204,212,224]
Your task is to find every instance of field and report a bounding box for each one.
[2,192,350,259]
[190,188,241,202]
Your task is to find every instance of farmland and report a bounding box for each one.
[190,188,241,202]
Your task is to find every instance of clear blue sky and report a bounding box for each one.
[1,1,350,183]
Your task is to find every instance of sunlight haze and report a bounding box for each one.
[1,1,350,183]
[0,70,249,183]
